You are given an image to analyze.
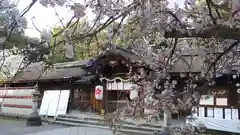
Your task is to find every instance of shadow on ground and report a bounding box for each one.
[0,118,65,135]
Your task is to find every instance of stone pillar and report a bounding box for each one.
[26,84,42,126]
[157,110,172,135]
[163,111,172,127]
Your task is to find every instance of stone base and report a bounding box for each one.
[26,116,42,126]
[157,127,171,135]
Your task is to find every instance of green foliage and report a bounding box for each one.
[49,17,170,64]
[50,18,109,63]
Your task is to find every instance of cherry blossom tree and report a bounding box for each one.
[35,0,240,134]
[0,0,54,82]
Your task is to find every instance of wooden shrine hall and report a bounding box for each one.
[1,44,208,117]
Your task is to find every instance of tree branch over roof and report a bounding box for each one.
[164,25,240,40]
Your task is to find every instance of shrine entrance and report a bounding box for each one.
[104,80,132,113]
[72,88,91,111]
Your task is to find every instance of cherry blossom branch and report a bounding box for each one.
[204,40,240,78]
[165,38,178,69]
[0,0,38,78]
[206,0,217,25]
[53,7,65,28]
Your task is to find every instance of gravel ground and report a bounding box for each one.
[0,118,137,135]
[0,118,65,135]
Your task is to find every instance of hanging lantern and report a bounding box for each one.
[130,84,138,100]
[95,85,104,100]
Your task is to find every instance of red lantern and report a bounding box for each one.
[95,85,103,100]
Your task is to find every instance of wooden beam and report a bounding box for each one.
[164,25,240,40]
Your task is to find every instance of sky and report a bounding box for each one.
[16,0,185,38]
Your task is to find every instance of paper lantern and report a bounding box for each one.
[130,84,138,100]
[95,85,104,100]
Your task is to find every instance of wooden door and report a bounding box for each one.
[73,89,91,111]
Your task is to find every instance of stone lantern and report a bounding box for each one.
[26,84,42,126]
[0,27,6,37]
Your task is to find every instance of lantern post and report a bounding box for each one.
[26,84,42,126]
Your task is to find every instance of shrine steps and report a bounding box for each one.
[43,115,162,135]
[59,114,162,129]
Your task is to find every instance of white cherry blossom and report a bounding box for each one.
[71,3,86,18]
[41,29,52,42]
[34,0,240,133]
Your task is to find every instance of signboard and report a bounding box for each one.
[56,90,70,115]
[232,109,239,120]
[47,91,61,116]
[225,109,232,120]
[216,98,228,106]
[214,108,223,119]
[207,107,214,117]
[40,90,70,116]
[199,107,205,117]
[200,95,214,105]
[39,91,51,116]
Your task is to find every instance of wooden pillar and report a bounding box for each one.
[90,87,93,112]
[70,87,74,111]
[91,87,97,111]
[105,88,108,113]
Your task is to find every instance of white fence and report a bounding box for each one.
[0,87,34,117]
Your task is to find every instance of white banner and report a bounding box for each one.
[187,117,240,133]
